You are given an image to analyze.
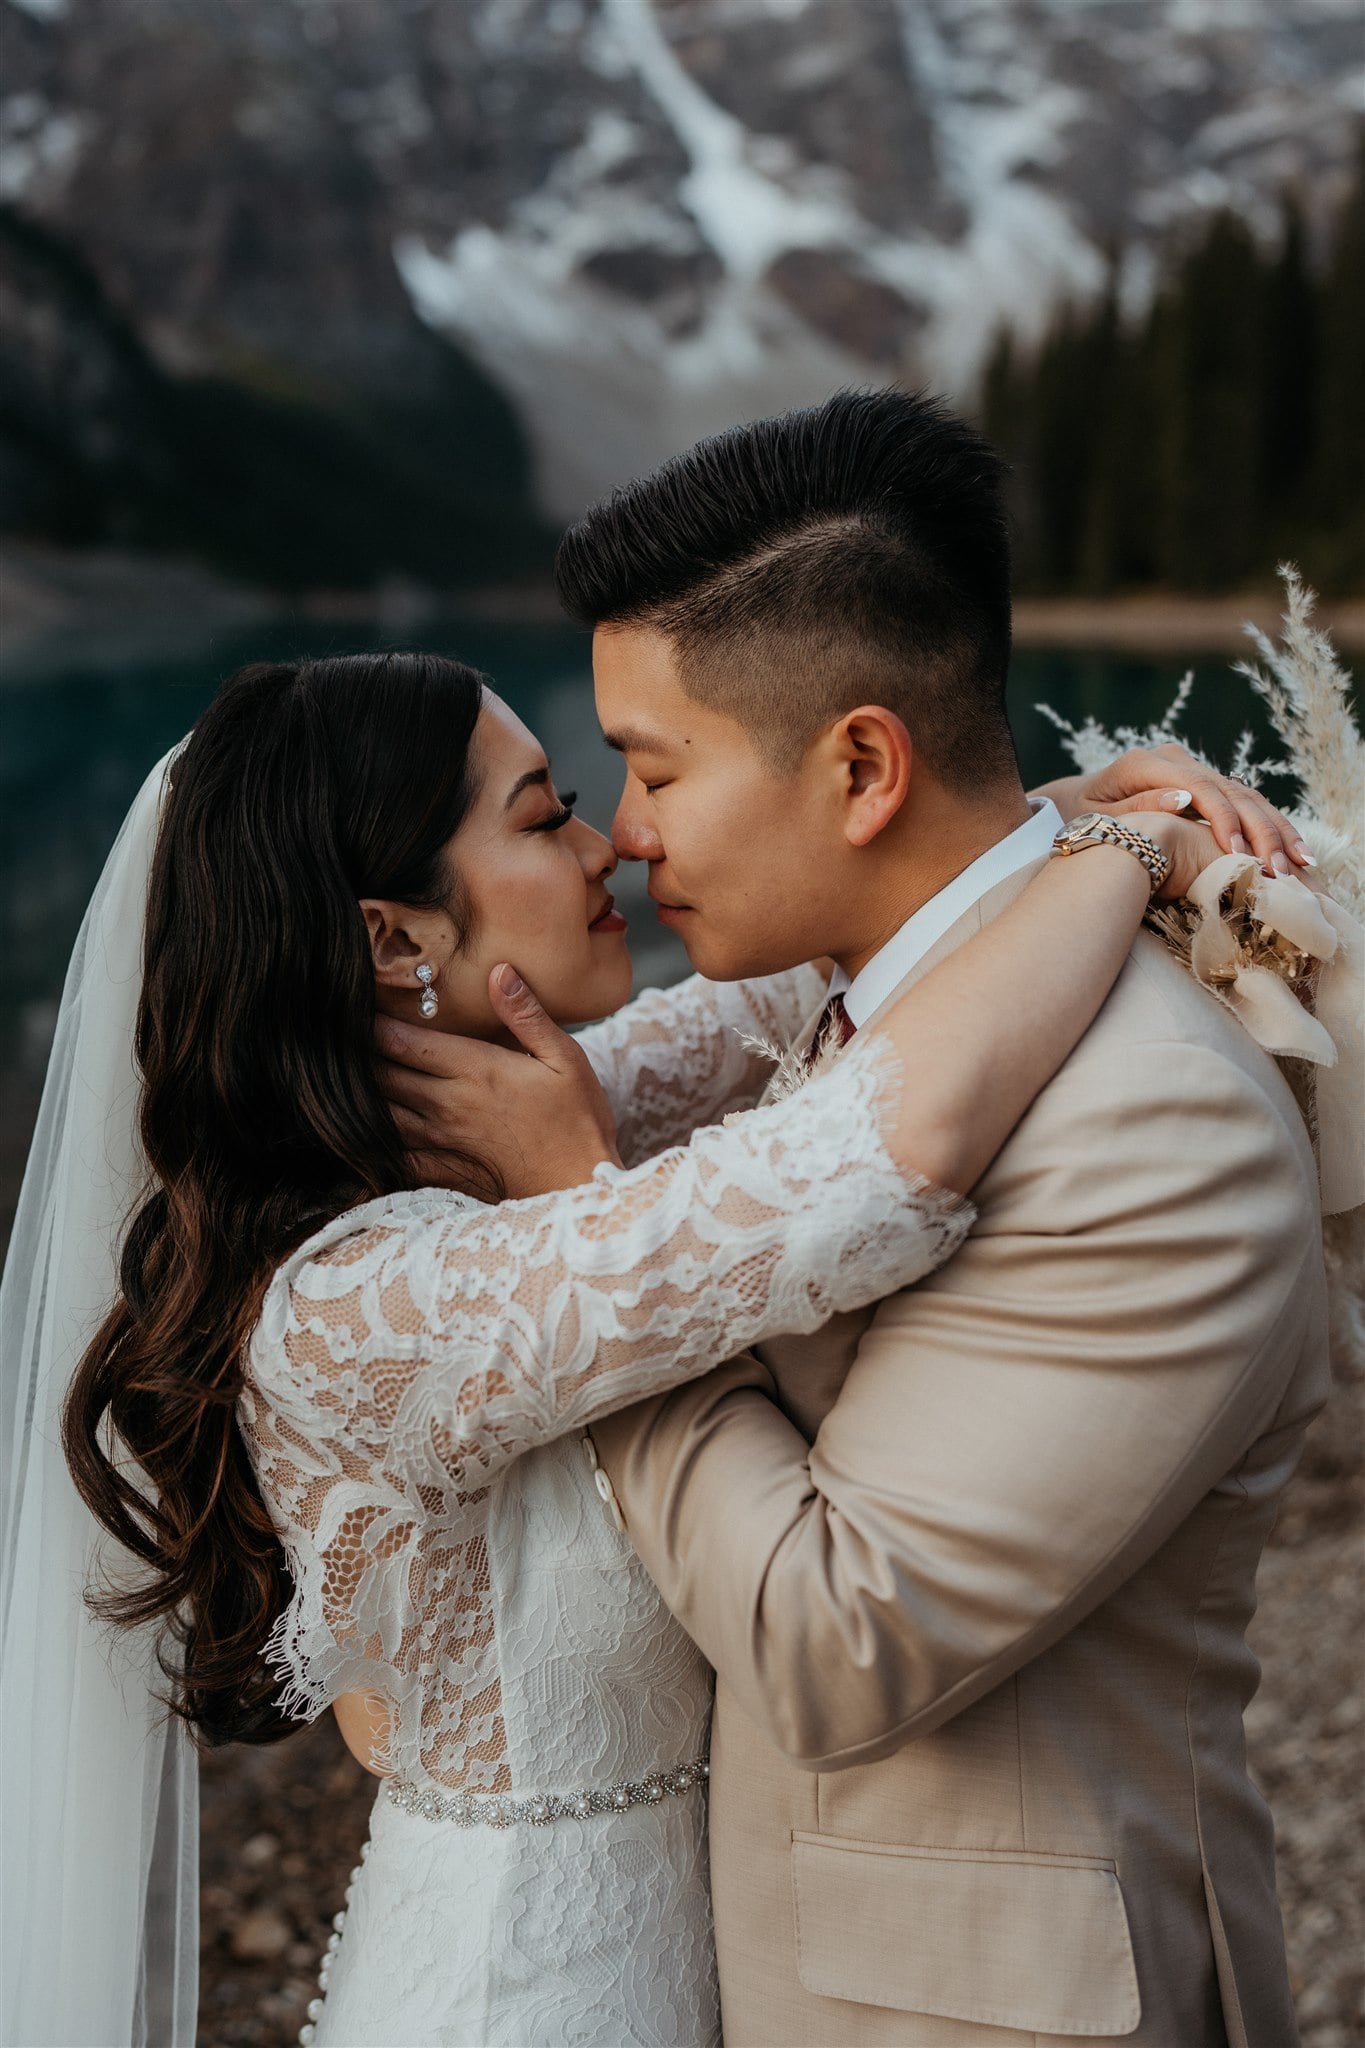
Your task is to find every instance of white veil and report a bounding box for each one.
[0,748,197,2048]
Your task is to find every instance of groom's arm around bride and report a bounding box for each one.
[592,874,1327,2048]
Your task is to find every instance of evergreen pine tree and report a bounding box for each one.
[1162,210,1264,590]
[1305,131,1365,589]
[1258,191,1317,532]
[974,141,1363,597]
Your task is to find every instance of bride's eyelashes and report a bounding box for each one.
[528,791,578,834]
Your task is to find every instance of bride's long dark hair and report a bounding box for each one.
[63,651,494,1747]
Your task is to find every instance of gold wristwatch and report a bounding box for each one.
[1051,813,1172,896]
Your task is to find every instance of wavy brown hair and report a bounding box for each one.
[62,651,492,1747]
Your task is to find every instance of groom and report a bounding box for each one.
[405,392,1328,2045]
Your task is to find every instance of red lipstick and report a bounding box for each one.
[589,895,628,935]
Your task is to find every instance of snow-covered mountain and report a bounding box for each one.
[3,0,1360,518]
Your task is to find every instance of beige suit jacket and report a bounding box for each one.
[592,864,1329,2048]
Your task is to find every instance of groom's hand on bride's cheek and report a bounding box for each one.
[374,1019,501,1196]
[373,1016,498,1189]
[374,979,622,1199]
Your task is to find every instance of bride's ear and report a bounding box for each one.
[360,899,437,988]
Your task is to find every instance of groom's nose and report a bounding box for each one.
[611,784,664,864]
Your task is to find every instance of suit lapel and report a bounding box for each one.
[849,855,1050,1034]
[758,855,1050,1105]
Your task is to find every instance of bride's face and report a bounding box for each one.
[365,692,632,1037]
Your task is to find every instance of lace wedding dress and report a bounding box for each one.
[238,969,972,2048]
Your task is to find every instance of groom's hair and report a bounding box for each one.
[555,388,1019,789]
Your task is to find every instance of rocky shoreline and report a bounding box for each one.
[5,540,1363,675]
[0,541,564,677]
[1012,593,1365,654]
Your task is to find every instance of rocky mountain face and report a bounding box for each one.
[2,0,1359,561]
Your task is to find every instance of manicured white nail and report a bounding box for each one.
[1293,841,1317,868]
[1271,851,1292,876]
[1231,833,1251,856]
[1162,789,1194,811]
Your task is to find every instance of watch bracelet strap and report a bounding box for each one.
[1053,816,1171,895]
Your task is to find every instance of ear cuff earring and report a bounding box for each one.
[416,963,438,1020]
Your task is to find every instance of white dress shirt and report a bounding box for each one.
[828,798,1065,1028]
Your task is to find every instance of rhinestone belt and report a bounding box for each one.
[385,1754,710,1829]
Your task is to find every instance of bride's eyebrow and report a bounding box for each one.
[503,766,552,811]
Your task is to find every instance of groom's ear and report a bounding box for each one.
[360,899,431,986]
[833,707,914,848]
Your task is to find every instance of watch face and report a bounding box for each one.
[1055,814,1105,847]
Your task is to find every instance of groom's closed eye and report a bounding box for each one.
[603,739,669,796]
[602,724,678,784]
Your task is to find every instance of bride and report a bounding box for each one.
[0,649,1309,2048]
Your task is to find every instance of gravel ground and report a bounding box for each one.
[1243,1341,1365,2048]
[198,1366,1365,2048]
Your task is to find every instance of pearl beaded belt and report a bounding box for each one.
[384,1754,710,1829]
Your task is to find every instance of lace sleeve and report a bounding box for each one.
[248,1039,970,1501]
[575,965,827,1165]
[241,1041,970,1776]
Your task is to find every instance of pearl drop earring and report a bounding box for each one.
[416,963,438,1020]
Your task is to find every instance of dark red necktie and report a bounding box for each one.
[805,992,857,1071]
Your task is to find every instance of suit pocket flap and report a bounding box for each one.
[792,1834,1141,2037]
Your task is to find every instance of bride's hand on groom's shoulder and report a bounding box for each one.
[375,966,622,1200]
[1125,807,1325,905]
[1044,741,1314,877]
[1137,811,1234,903]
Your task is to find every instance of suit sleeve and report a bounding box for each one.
[590,1036,1323,1770]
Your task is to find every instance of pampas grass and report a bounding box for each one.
[1037,567,1363,916]
[1234,566,1364,920]
[1039,566,1363,1360]
[732,1027,844,1110]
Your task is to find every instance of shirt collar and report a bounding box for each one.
[829,798,1064,1028]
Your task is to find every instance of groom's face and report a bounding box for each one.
[594,625,854,981]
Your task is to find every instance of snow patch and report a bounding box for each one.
[0,97,88,200]
[601,0,858,281]
[389,0,1360,514]
[395,222,869,516]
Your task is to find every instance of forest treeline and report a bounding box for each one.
[981,138,1364,597]
[4,144,1361,601]
[0,206,551,592]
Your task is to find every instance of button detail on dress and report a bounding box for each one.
[593,1465,627,1532]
